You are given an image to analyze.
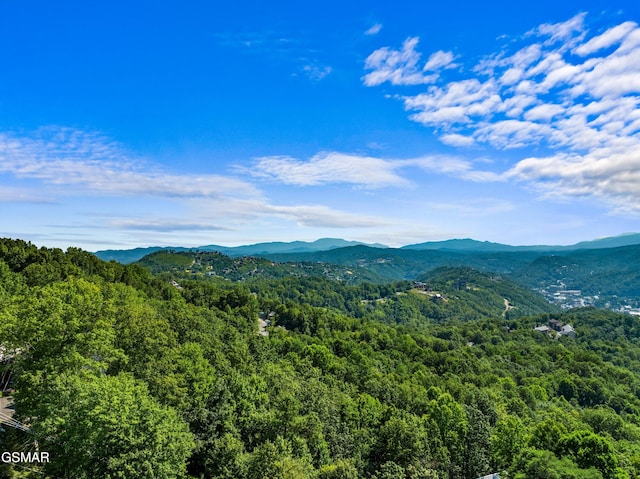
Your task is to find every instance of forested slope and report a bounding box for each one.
[137,249,386,283]
[259,244,640,308]
[135,251,558,321]
[1,238,640,478]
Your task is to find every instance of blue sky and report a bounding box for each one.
[2,1,640,249]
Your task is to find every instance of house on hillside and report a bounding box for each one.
[560,324,576,338]
[549,319,564,331]
[534,321,576,338]
[476,473,500,479]
[534,325,552,335]
[431,293,445,302]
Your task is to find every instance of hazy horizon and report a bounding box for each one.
[82,231,639,253]
[2,1,640,250]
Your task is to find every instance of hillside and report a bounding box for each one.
[2,238,640,478]
[134,250,557,325]
[262,245,539,279]
[263,244,640,313]
[418,266,558,319]
[137,249,387,284]
[94,235,640,314]
[510,245,640,311]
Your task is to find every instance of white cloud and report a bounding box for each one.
[303,63,332,80]
[250,152,412,188]
[0,186,55,203]
[502,93,538,117]
[365,23,382,36]
[500,67,524,86]
[109,219,231,232]
[476,44,543,77]
[505,149,640,213]
[180,196,392,230]
[523,104,564,121]
[569,47,640,98]
[0,128,260,200]
[403,79,503,126]
[364,13,640,213]
[0,127,405,246]
[439,133,475,147]
[475,120,554,149]
[362,37,440,86]
[399,155,492,180]
[423,50,457,72]
[574,21,637,55]
[265,204,389,228]
[532,12,587,47]
[250,151,499,187]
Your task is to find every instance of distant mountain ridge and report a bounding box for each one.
[402,232,640,252]
[94,238,388,264]
[94,233,640,264]
[401,238,539,252]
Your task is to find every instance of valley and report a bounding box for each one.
[122,235,640,317]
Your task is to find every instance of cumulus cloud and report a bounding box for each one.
[403,79,503,127]
[505,149,640,213]
[423,50,457,71]
[523,104,565,121]
[364,13,640,213]
[574,21,638,55]
[362,37,443,86]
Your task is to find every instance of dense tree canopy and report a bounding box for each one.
[1,238,640,478]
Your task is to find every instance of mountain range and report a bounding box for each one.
[94,238,388,264]
[402,232,640,252]
[125,233,640,313]
[94,233,640,264]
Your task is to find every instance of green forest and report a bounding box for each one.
[2,238,640,478]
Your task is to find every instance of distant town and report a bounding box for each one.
[536,280,640,316]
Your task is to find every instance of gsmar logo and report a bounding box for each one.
[1,451,50,463]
